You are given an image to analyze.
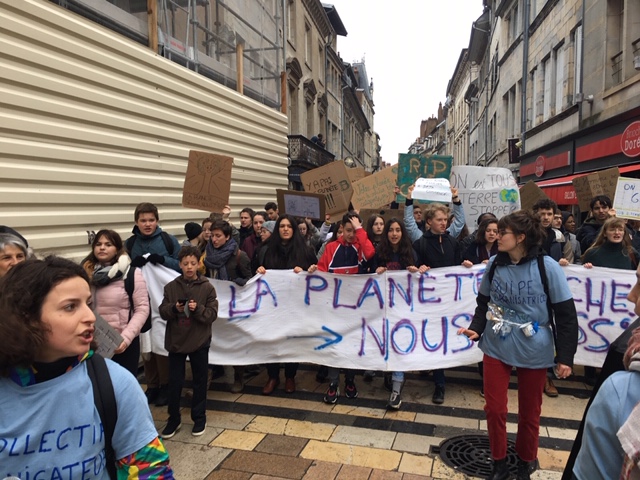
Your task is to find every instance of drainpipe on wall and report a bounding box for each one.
[520,0,531,155]
[282,0,287,115]
[578,0,586,125]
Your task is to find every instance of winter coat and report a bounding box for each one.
[201,246,252,285]
[317,227,375,274]
[413,229,462,268]
[92,268,150,346]
[463,240,498,265]
[576,218,602,254]
[159,274,218,353]
[583,241,639,270]
[127,226,181,272]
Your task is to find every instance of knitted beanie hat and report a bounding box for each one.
[262,221,276,233]
[184,222,203,241]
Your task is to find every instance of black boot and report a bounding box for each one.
[488,458,510,480]
[516,458,537,480]
[155,384,169,406]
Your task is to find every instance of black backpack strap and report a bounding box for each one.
[125,235,136,255]
[537,255,556,337]
[124,266,135,321]
[160,231,174,256]
[486,257,499,284]
[87,354,118,479]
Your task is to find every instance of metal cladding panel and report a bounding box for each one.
[0,0,288,259]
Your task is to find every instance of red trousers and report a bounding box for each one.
[483,354,547,462]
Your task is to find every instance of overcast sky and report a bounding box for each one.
[329,1,485,165]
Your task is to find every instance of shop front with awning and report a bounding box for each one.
[519,110,640,207]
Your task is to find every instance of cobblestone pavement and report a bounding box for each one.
[145,364,592,479]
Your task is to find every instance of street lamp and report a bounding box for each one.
[344,156,356,168]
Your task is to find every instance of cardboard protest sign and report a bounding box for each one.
[276,189,326,220]
[359,206,405,224]
[94,314,124,359]
[613,177,640,220]
[182,150,233,212]
[300,161,353,215]
[350,165,398,211]
[396,154,453,203]
[347,167,366,184]
[412,178,452,203]
[519,181,549,212]
[572,167,619,211]
[450,166,521,224]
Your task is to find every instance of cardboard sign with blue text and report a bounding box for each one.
[450,166,521,225]
[276,189,326,220]
[613,177,640,220]
[396,154,452,203]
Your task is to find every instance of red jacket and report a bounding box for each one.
[317,227,375,274]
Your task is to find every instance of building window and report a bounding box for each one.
[508,2,520,43]
[287,0,295,44]
[530,67,538,128]
[304,22,312,66]
[572,25,583,103]
[542,56,552,121]
[554,44,565,115]
[607,0,624,87]
[318,41,324,80]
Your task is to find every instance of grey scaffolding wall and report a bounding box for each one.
[157,0,284,109]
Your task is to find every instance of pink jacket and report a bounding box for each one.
[92,269,150,346]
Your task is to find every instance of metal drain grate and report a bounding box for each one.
[435,434,518,479]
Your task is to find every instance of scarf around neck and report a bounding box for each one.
[204,238,237,280]
[91,254,131,287]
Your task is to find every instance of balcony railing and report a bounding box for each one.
[288,135,335,169]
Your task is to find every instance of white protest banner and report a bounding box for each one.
[450,166,520,226]
[141,264,636,369]
[613,177,640,220]
[412,178,452,203]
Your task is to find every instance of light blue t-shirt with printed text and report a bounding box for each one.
[477,255,573,368]
[0,359,158,479]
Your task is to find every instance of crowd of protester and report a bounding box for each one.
[3,185,640,480]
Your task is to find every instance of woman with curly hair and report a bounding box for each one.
[582,217,639,270]
[256,214,317,395]
[0,256,173,477]
[82,229,149,376]
[373,218,426,409]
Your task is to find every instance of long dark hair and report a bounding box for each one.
[476,219,499,246]
[0,257,92,375]
[376,218,415,269]
[366,214,385,245]
[262,214,315,269]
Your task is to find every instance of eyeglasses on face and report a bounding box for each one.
[497,230,515,237]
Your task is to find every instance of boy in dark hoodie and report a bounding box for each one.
[159,246,218,439]
[413,202,462,405]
